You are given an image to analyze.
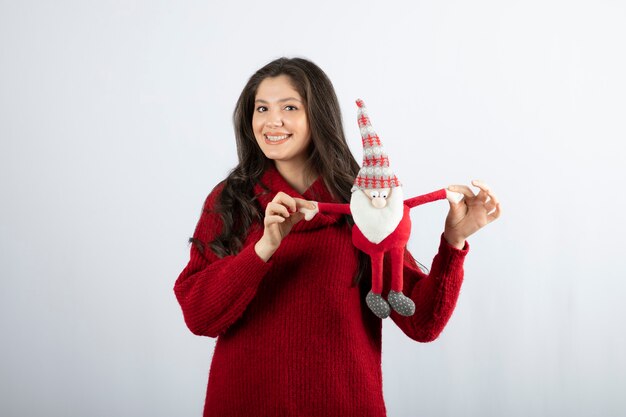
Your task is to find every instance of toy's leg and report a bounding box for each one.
[390,246,404,293]
[365,252,390,319]
[370,251,384,294]
[387,247,415,316]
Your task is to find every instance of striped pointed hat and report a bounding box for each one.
[352,99,401,191]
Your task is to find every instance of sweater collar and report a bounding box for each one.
[253,164,345,232]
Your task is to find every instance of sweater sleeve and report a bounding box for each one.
[173,186,273,338]
[389,233,469,342]
[317,202,352,215]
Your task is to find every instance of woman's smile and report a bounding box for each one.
[264,133,292,143]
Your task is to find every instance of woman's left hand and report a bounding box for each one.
[443,180,502,249]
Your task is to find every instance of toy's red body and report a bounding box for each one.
[318,188,447,293]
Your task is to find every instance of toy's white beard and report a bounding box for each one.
[350,186,404,244]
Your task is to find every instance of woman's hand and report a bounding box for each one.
[443,180,502,249]
[255,192,315,262]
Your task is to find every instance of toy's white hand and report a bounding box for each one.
[299,201,319,221]
[445,189,464,204]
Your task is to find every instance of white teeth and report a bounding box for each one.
[265,134,290,141]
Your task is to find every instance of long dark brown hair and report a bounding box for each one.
[190,57,375,286]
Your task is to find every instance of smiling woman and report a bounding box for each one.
[252,74,312,190]
[173,57,497,417]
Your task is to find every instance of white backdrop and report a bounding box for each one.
[1,1,625,416]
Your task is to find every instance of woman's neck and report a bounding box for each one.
[274,161,317,194]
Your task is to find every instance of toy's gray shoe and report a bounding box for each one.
[388,290,415,316]
[366,291,391,319]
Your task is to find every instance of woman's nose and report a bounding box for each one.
[265,110,283,127]
[266,118,283,127]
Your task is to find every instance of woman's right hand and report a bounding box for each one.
[254,192,315,262]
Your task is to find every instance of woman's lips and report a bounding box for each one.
[264,134,292,145]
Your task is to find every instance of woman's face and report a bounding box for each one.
[252,75,311,169]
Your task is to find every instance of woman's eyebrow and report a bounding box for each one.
[254,97,302,103]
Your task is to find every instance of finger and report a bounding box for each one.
[272,192,297,213]
[266,202,290,218]
[487,202,502,221]
[448,184,476,199]
[264,215,286,226]
[289,212,305,223]
[294,197,316,210]
[486,190,499,207]
[471,179,491,192]
[471,180,492,202]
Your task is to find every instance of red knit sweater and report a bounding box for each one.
[174,165,469,417]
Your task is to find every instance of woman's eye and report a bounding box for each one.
[284,105,297,111]
[256,106,267,112]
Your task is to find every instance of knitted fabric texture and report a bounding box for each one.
[174,165,469,417]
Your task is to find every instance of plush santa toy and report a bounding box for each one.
[301,99,463,319]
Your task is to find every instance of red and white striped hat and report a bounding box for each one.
[352,99,401,191]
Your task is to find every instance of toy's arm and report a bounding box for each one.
[300,201,351,220]
[318,202,351,215]
[404,188,447,208]
[404,188,463,208]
